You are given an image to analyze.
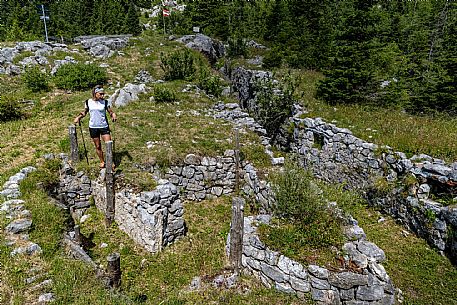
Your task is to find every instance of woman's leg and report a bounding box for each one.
[101,134,112,142]
[92,137,105,167]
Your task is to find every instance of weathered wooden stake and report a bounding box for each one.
[234,128,240,193]
[105,141,115,227]
[68,125,79,163]
[74,225,81,244]
[107,252,121,288]
[229,197,245,273]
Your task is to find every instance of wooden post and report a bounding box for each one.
[105,141,115,227]
[68,125,79,163]
[74,225,81,244]
[234,128,240,193]
[229,197,244,273]
[107,252,121,288]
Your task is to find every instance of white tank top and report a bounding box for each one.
[86,99,110,128]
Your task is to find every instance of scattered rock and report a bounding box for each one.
[38,293,55,303]
[6,219,32,234]
[80,36,130,59]
[176,34,225,64]
[108,83,148,107]
[80,214,91,223]
[189,276,201,290]
[135,69,154,84]
[212,274,225,288]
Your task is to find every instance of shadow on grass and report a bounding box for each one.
[114,149,133,167]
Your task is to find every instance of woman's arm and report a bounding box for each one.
[107,107,117,122]
[74,109,88,124]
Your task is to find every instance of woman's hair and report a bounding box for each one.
[92,85,104,98]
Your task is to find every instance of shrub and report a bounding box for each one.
[0,98,22,122]
[22,66,49,92]
[262,46,283,69]
[160,49,196,81]
[252,73,297,138]
[227,36,247,58]
[272,160,323,225]
[268,159,344,249]
[152,85,177,103]
[53,63,107,91]
[197,68,223,97]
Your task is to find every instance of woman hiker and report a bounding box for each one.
[74,85,117,169]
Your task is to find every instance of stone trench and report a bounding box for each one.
[7,59,400,303]
[3,35,453,302]
[50,116,396,305]
[1,113,397,304]
[224,65,457,263]
[0,166,56,304]
[51,148,395,304]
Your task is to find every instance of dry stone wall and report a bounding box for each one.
[227,65,457,261]
[92,179,185,252]
[142,151,276,212]
[55,150,275,253]
[0,167,56,302]
[55,155,185,253]
[288,115,457,260]
[230,215,395,304]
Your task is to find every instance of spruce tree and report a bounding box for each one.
[125,1,141,35]
[316,0,381,104]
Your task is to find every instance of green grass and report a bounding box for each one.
[322,182,457,305]
[1,172,309,304]
[2,29,457,305]
[288,69,457,162]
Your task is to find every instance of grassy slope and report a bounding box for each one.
[0,31,292,304]
[290,69,457,162]
[1,30,456,305]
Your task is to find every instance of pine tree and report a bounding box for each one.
[317,0,381,104]
[125,1,141,35]
[184,0,229,39]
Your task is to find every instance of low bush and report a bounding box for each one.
[260,159,344,258]
[53,63,107,91]
[160,49,196,81]
[0,98,22,122]
[252,73,297,138]
[262,47,283,69]
[272,160,324,225]
[197,68,223,97]
[22,66,49,92]
[152,85,178,103]
[227,36,248,58]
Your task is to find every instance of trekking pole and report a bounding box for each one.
[78,121,89,165]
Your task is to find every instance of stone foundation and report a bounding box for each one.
[227,65,457,260]
[56,156,185,253]
[92,179,185,252]
[232,215,395,305]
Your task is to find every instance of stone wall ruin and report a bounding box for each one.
[227,65,457,261]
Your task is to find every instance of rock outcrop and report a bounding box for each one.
[176,34,225,64]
